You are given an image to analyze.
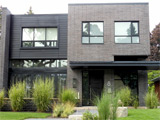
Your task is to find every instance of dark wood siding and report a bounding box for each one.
[10,14,68,59]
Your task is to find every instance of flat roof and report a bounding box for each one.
[70,61,160,70]
[69,2,148,6]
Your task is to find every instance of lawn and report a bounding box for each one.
[118,109,160,120]
[0,112,51,120]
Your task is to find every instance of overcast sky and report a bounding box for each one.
[1,0,160,31]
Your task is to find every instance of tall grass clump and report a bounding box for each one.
[60,89,78,104]
[0,89,5,110]
[32,78,54,112]
[145,89,159,109]
[9,82,26,111]
[117,87,131,106]
[96,92,118,120]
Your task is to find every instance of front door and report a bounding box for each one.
[82,70,104,106]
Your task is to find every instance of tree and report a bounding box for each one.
[147,23,160,61]
[26,6,34,15]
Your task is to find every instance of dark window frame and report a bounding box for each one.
[21,27,58,48]
[82,21,104,44]
[114,21,140,44]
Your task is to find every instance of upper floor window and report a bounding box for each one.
[22,28,58,47]
[115,22,139,43]
[82,22,104,44]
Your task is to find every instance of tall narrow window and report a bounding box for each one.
[82,22,104,44]
[115,22,139,43]
[22,28,58,47]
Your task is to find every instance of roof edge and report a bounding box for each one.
[68,2,149,6]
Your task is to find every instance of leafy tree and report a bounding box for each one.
[26,6,34,15]
[147,23,160,61]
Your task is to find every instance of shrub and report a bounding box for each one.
[60,89,78,104]
[96,92,118,120]
[9,82,26,111]
[145,89,159,109]
[53,102,75,118]
[117,87,131,106]
[32,78,54,112]
[0,89,5,110]
[82,111,98,120]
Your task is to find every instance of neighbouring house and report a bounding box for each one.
[151,77,160,100]
[0,3,160,107]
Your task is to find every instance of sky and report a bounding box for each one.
[0,0,160,31]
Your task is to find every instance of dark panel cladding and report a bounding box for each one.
[10,14,68,59]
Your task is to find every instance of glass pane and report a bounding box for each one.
[82,23,89,35]
[11,60,20,68]
[115,37,131,43]
[46,28,57,40]
[90,37,103,43]
[132,22,139,35]
[132,37,139,43]
[51,60,57,67]
[34,42,45,47]
[23,60,33,68]
[90,22,103,36]
[82,37,89,43]
[34,60,44,67]
[57,74,67,97]
[22,28,33,41]
[34,28,45,40]
[115,22,131,35]
[43,60,50,67]
[60,60,67,67]
[23,42,33,47]
[46,41,57,47]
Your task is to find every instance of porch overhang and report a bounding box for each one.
[70,61,160,70]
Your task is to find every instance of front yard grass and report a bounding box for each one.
[0,112,51,120]
[118,109,160,120]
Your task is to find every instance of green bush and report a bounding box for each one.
[145,89,159,109]
[32,78,54,112]
[96,92,118,120]
[82,111,98,120]
[53,102,75,118]
[60,89,78,104]
[0,89,5,110]
[117,87,131,106]
[9,82,26,111]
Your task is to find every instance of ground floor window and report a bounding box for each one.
[114,70,138,95]
[9,73,66,98]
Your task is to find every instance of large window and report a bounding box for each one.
[11,59,67,68]
[82,22,104,44]
[22,28,58,47]
[115,22,139,43]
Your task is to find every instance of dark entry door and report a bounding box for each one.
[89,71,104,102]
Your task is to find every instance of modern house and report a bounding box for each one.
[0,3,160,106]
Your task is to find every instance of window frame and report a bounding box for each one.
[82,21,104,44]
[21,27,59,48]
[114,21,140,44]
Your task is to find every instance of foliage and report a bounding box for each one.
[0,89,5,110]
[32,78,54,112]
[145,89,159,109]
[60,89,78,104]
[82,110,98,120]
[148,70,160,91]
[96,92,118,120]
[0,112,51,120]
[9,82,26,111]
[133,97,139,109]
[117,87,131,106]
[26,6,34,14]
[147,23,160,61]
[53,102,75,118]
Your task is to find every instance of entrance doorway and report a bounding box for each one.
[82,70,104,106]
